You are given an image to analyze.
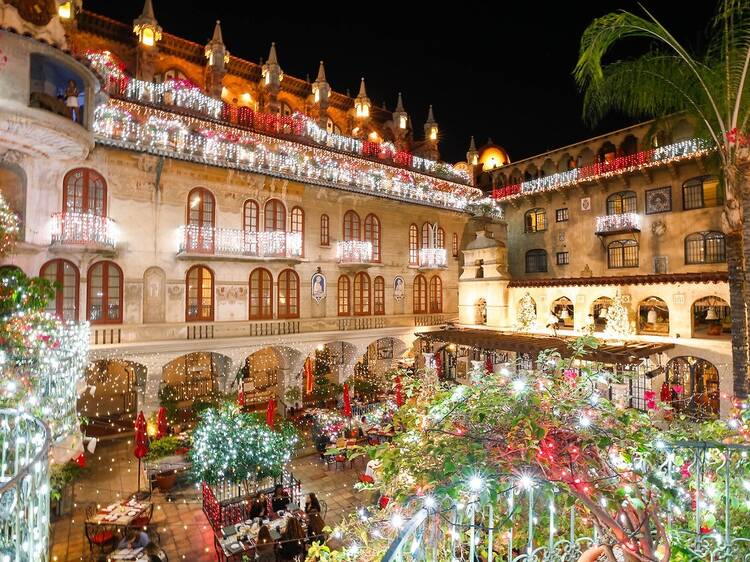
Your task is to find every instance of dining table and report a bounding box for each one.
[217,510,307,558]
[109,546,145,561]
[87,498,150,527]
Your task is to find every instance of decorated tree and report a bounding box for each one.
[604,292,633,340]
[516,292,537,332]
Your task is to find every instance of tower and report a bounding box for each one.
[392,92,410,150]
[423,105,439,160]
[311,61,330,128]
[205,20,228,99]
[467,136,479,167]
[354,78,371,120]
[132,0,161,81]
[261,42,284,113]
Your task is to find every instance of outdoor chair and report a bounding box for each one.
[84,521,117,555]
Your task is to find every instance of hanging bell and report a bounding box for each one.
[647,307,657,324]
[598,306,608,319]
[559,308,570,319]
[705,306,718,321]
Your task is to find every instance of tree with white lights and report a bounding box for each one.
[516,292,537,332]
[604,292,633,340]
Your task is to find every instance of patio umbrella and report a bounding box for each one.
[156,407,167,439]
[266,397,276,429]
[394,376,404,408]
[342,383,352,418]
[134,411,149,497]
[304,357,314,395]
[485,356,493,375]
[237,385,246,407]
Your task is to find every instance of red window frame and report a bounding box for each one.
[186,187,216,253]
[63,168,107,216]
[264,199,287,232]
[338,275,350,316]
[353,272,371,316]
[40,258,79,321]
[421,222,432,249]
[429,275,443,313]
[277,269,299,319]
[413,274,427,314]
[437,227,445,249]
[364,214,381,262]
[320,214,330,246]
[186,264,214,322]
[249,267,273,320]
[87,260,123,324]
[343,210,361,241]
[291,206,304,257]
[374,276,385,315]
[409,224,419,265]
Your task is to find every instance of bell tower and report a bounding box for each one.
[133,0,162,81]
[204,20,228,99]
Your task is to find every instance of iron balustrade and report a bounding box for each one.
[177,225,302,258]
[594,213,642,234]
[336,240,373,264]
[418,248,447,269]
[50,211,117,249]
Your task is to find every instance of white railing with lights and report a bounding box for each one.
[178,226,302,258]
[50,212,117,249]
[336,240,373,264]
[418,248,447,268]
[0,410,51,562]
[595,213,642,234]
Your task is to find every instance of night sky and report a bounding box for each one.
[85,1,717,164]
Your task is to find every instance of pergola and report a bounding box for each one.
[417,327,674,365]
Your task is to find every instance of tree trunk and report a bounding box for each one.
[726,232,747,399]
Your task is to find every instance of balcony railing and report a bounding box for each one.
[418,248,448,269]
[336,240,373,264]
[50,211,117,249]
[177,226,302,259]
[595,212,642,234]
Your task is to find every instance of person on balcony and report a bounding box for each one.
[64,80,80,122]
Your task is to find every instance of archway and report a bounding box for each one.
[637,296,669,335]
[160,352,232,421]
[238,348,280,409]
[692,296,730,338]
[591,296,613,332]
[665,357,720,418]
[551,296,574,330]
[77,359,145,437]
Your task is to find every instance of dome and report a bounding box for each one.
[478,142,510,171]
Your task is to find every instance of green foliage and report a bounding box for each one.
[284,386,302,404]
[158,384,179,423]
[144,435,181,461]
[0,269,56,318]
[50,460,86,502]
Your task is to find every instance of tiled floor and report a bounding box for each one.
[51,438,366,561]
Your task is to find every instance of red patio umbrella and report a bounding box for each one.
[134,411,149,496]
[237,385,246,407]
[394,376,404,408]
[304,357,314,395]
[266,397,276,429]
[156,407,168,439]
[342,383,352,418]
[485,356,493,375]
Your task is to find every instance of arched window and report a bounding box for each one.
[606,191,637,215]
[338,275,350,316]
[87,261,122,324]
[63,168,107,216]
[264,199,286,231]
[277,269,299,319]
[186,265,214,322]
[40,259,79,321]
[243,199,259,232]
[436,227,445,249]
[374,276,385,315]
[409,224,419,265]
[524,208,546,233]
[638,296,669,335]
[364,214,381,262]
[665,357,720,417]
[429,276,442,313]
[421,222,433,248]
[249,268,273,320]
[607,240,639,268]
[413,274,427,314]
[353,272,371,315]
[685,231,726,264]
[591,296,613,332]
[683,176,722,210]
[343,210,360,241]
[291,206,304,256]
[320,214,330,246]
[525,249,548,273]
[186,187,215,253]
[452,233,459,257]
[692,296,730,338]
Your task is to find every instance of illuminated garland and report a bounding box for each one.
[0,191,19,255]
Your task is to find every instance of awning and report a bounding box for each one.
[418,327,674,365]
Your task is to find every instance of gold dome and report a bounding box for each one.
[478,144,510,171]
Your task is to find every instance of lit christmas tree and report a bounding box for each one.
[516,292,537,332]
[604,292,633,340]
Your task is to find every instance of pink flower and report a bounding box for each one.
[680,461,691,479]
[563,369,577,381]
[673,385,684,394]
[644,390,655,401]
[646,399,656,410]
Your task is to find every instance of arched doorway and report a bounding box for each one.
[239,348,280,409]
[77,360,144,436]
[591,296,613,332]
[638,296,669,335]
[160,352,230,421]
[665,357,720,418]
[692,296,730,338]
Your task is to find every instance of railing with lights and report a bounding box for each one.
[418,248,447,269]
[595,213,642,234]
[492,138,712,201]
[177,226,302,258]
[336,240,373,264]
[0,410,51,562]
[50,211,117,249]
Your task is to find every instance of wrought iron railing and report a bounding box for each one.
[595,213,642,234]
[418,248,447,269]
[177,225,302,258]
[0,410,52,562]
[336,240,373,264]
[50,211,116,249]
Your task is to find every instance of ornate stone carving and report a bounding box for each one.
[651,220,667,237]
[167,284,184,300]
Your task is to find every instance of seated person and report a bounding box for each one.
[278,517,306,561]
[304,492,321,515]
[271,484,291,514]
[307,512,327,545]
[118,529,150,550]
[255,525,276,562]
[139,543,167,562]
[247,493,268,520]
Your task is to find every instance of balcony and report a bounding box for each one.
[336,240,373,265]
[595,213,642,235]
[177,226,302,260]
[50,211,117,251]
[418,248,448,269]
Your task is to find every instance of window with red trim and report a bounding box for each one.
[353,272,371,315]
[87,261,123,324]
[452,233,459,257]
[243,199,259,254]
[409,224,419,265]
[186,265,214,321]
[374,276,385,315]
[277,269,299,318]
[429,275,443,313]
[421,223,432,249]
[364,214,381,262]
[343,210,360,241]
[291,206,304,256]
[249,268,273,319]
[413,274,427,314]
[63,168,107,216]
[338,275,350,316]
[41,259,79,321]
[187,187,215,253]
[320,214,330,246]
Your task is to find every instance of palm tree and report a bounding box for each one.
[575,0,750,399]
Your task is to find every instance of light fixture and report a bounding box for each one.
[58,1,73,20]
[399,115,408,129]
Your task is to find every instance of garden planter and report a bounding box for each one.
[155,469,177,492]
